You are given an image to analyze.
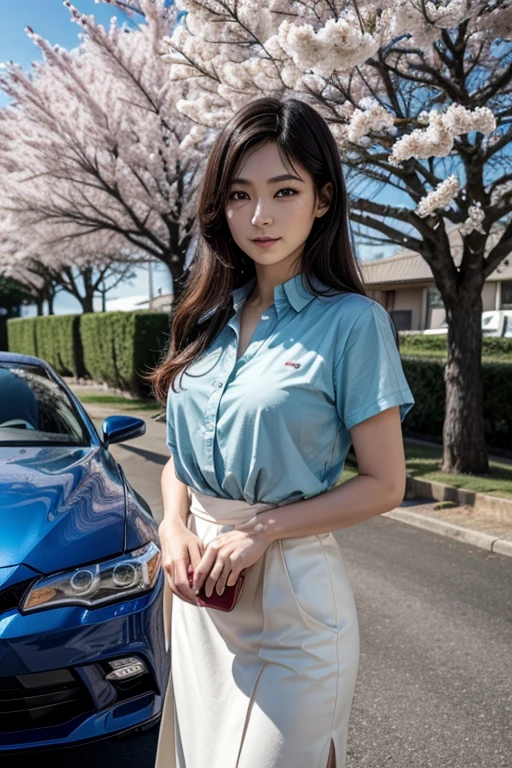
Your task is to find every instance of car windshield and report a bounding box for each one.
[482,314,499,330]
[0,363,89,446]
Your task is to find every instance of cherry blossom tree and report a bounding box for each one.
[161,0,512,474]
[1,255,137,315]
[0,209,141,313]
[0,0,204,302]
[3,262,61,317]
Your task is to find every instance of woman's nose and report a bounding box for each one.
[251,201,273,227]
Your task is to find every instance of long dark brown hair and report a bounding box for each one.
[148,96,367,404]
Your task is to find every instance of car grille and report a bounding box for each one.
[0,669,94,733]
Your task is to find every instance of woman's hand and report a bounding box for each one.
[158,518,206,606]
[192,518,272,598]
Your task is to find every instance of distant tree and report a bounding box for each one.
[0,274,31,315]
[0,224,140,313]
[162,0,512,474]
[0,0,205,300]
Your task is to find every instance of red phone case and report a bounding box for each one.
[187,565,245,612]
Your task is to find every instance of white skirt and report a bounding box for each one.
[155,490,360,768]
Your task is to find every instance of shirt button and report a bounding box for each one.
[217,382,223,388]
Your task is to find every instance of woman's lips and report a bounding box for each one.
[251,238,281,248]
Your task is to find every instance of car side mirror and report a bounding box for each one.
[102,415,146,447]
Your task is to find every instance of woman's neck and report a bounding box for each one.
[248,264,302,309]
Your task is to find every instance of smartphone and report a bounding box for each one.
[187,565,245,612]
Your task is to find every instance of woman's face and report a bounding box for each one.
[225,141,331,272]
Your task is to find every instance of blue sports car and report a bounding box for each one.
[0,352,168,751]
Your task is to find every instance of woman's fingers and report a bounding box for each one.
[226,566,243,587]
[192,545,217,592]
[195,543,239,597]
[172,557,202,605]
[189,540,205,571]
[159,527,208,606]
[203,559,226,598]
[213,560,234,596]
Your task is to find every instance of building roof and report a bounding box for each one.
[360,227,512,287]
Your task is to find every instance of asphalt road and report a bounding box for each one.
[4,411,510,767]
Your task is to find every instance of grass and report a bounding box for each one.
[337,441,512,499]
[399,349,510,364]
[403,442,512,499]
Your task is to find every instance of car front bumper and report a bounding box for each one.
[0,570,168,751]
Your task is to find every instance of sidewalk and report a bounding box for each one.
[78,395,512,559]
[384,501,512,557]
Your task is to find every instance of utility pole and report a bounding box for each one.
[148,257,154,308]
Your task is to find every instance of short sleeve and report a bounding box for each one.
[334,302,415,431]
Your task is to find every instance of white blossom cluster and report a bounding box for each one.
[347,98,395,144]
[389,104,496,165]
[416,175,460,218]
[490,179,512,209]
[475,3,512,41]
[275,17,379,79]
[390,0,477,46]
[459,202,486,235]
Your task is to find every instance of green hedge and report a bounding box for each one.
[402,357,511,451]
[35,315,85,377]
[6,317,38,357]
[399,332,512,360]
[80,311,170,397]
[7,311,170,397]
[7,315,85,377]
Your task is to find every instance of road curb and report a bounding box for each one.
[383,508,512,558]
[405,475,512,524]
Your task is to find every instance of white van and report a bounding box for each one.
[423,310,512,337]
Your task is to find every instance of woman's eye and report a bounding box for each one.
[276,188,298,197]
[229,190,248,201]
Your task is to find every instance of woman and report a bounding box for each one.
[150,96,415,768]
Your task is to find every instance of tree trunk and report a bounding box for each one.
[36,299,44,316]
[442,288,489,474]
[171,270,187,302]
[166,228,192,304]
[80,294,95,313]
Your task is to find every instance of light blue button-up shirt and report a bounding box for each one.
[166,272,415,505]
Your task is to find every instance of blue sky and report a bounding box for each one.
[0,1,121,106]
[1,1,396,315]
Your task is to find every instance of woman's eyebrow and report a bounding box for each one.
[230,173,305,185]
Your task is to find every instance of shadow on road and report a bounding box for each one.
[118,443,168,466]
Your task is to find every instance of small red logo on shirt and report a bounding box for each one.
[285,361,301,369]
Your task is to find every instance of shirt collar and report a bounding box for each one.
[199,272,328,323]
[278,272,325,313]
[235,273,320,316]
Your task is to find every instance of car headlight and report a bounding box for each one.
[21,542,161,611]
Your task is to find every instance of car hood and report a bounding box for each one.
[0,445,125,573]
